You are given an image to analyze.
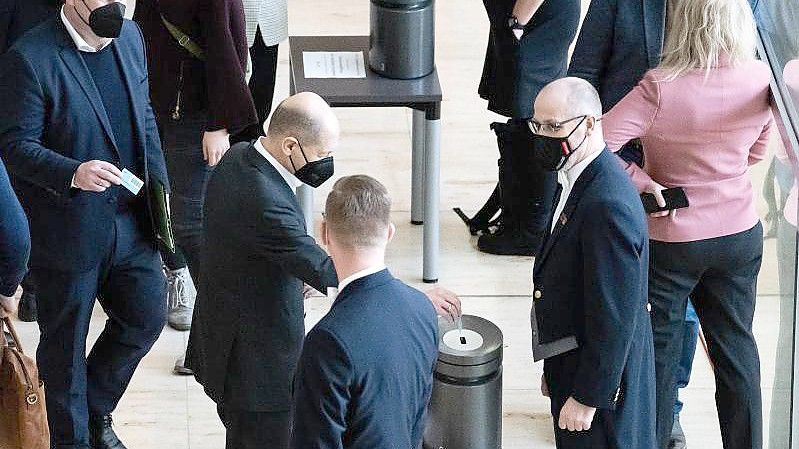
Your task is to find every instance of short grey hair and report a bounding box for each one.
[324,175,392,248]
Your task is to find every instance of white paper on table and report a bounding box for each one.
[302,51,367,79]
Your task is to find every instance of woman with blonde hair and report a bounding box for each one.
[602,0,772,448]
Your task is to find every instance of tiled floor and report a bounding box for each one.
[9,0,794,447]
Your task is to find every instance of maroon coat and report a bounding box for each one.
[134,0,257,133]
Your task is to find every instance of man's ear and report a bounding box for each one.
[386,223,396,243]
[586,116,597,136]
[320,221,330,247]
[281,137,298,157]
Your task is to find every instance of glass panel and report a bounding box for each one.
[754,2,799,448]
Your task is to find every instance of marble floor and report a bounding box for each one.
[8,0,795,448]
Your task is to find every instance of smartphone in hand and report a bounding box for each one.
[640,187,689,214]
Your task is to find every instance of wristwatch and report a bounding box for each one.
[507,16,526,30]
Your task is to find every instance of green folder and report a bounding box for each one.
[149,176,176,253]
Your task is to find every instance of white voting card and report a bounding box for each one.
[303,51,367,79]
[120,169,144,195]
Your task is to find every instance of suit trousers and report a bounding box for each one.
[160,112,213,281]
[650,223,763,449]
[217,404,291,449]
[32,210,167,448]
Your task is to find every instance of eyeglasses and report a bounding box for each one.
[528,115,590,135]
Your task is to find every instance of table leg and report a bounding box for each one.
[411,109,426,225]
[423,113,441,283]
[298,184,315,238]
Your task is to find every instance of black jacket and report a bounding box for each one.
[0,18,169,272]
[0,0,58,54]
[479,0,580,118]
[186,142,337,412]
[532,150,655,448]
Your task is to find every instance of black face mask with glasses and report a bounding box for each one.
[290,140,334,188]
[528,115,590,172]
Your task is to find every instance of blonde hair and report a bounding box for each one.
[660,0,757,80]
[324,175,392,249]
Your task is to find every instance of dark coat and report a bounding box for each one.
[569,0,759,113]
[479,0,580,118]
[186,142,337,412]
[568,0,666,113]
[531,150,655,449]
[0,0,58,54]
[0,159,29,297]
[133,0,257,133]
[0,18,169,273]
[290,270,439,449]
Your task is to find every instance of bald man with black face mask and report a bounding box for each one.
[529,77,655,449]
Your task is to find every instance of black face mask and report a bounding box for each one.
[79,0,125,39]
[532,116,589,172]
[290,141,334,188]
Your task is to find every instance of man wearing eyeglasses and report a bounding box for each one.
[529,77,654,449]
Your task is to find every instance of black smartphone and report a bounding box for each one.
[640,187,689,214]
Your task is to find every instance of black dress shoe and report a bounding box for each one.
[90,414,128,449]
[17,290,37,322]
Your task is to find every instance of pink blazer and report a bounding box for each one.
[603,59,774,243]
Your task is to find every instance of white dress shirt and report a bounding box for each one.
[551,149,603,232]
[60,6,112,53]
[326,265,386,301]
[253,138,303,190]
[241,0,288,48]
[63,6,113,188]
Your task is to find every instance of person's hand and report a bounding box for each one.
[73,160,122,192]
[541,374,549,398]
[512,29,524,41]
[0,294,19,319]
[425,287,462,322]
[558,397,597,432]
[203,129,231,166]
[643,180,673,219]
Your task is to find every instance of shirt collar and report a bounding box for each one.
[60,6,112,53]
[558,148,603,188]
[338,265,386,295]
[254,138,304,190]
[326,265,386,301]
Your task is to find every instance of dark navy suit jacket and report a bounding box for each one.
[531,150,655,448]
[290,270,439,449]
[0,18,168,272]
[0,159,29,297]
[569,0,761,113]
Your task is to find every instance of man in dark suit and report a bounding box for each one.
[186,92,339,449]
[529,78,655,449]
[187,92,461,449]
[0,1,170,447]
[0,159,30,319]
[290,175,439,449]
